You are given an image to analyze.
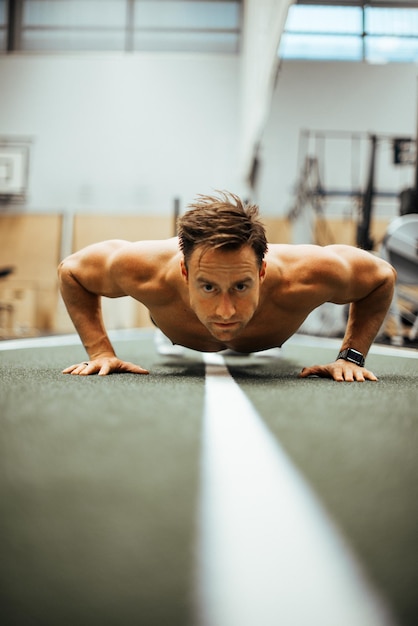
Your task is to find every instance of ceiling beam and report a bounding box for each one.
[295,1,418,7]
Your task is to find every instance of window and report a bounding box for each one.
[0,0,6,51]
[132,0,240,52]
[279,2,418,63]
[21,0,127,51]
[2,0,242,54]
[366,6,418,63]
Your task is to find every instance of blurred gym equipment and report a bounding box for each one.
[0,266,14,336]
[381,215,418,343]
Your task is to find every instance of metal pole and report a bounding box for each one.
[7,0,23,52]
[357,134,376,250]
[173,197,180,236]
[415,76,418,195]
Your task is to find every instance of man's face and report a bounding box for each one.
[181,245,266,342]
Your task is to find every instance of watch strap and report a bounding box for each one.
[337,348,365,367]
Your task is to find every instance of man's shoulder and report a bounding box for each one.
[267,242,346,255]
[109,237,181,295]
[266,243,351,298]
[110,237,179,272]
[123,236,179,257]
[267,242,352,267]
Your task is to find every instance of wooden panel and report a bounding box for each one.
[371,218,391,249]
[73,215,173,251]
[74,215,292,249]
[0,283,36,338]
[0,214,62,286]
[314,217,356,246]
[263,217,291,244]
[0,214,62,333]
[314,217,390,250]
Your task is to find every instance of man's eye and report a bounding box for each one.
[235,283,247,292]
[203,284,214,292]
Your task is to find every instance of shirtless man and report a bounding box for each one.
[58,191,396,382]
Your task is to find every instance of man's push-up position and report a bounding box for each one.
[58,191,396,382]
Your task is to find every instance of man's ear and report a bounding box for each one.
[259,260,267,283]
[180,259,188,282]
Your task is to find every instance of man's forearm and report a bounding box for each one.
[59,266,116,359]
[340,272,395,357]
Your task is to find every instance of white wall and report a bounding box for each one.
[256,61,418,218]
[0,53,242,215]
[1,54,417,222]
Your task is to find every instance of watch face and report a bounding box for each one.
[347,349,364,365]
[338,349,365,366]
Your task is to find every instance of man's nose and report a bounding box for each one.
[216,294,236,319]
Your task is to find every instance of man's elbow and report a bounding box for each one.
[57,256,78,287]
[380,261,397,299]
[386,262,397,288]
[58,257,69,279]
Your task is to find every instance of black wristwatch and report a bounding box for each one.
[337,348,365,367]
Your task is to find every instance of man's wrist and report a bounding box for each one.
[337,348,365,367]
[87,349,116,360]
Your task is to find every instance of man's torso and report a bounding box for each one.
[117,239,332,353]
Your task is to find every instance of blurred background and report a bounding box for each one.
[0,0,417,342]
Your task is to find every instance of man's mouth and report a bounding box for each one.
[210,321,242,333]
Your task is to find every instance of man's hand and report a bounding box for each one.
[62,357,149,376]
[299,359,378,382]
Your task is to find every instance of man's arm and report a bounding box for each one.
[58,240,149,376]
[299,245,397,382]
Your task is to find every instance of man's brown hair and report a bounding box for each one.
[178,190,268,267]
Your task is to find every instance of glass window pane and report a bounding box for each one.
[279,34,363,61]
[366,36,418,63]
[23,0,126,28]
[0,0,6,25]
[0,0,6,52]
[134,1,240,30]
[284,5,362,35]
[20,29,125,51]
[365,8,418,37]
[134,30,239,53]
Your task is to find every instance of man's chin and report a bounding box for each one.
[208,322,243,340]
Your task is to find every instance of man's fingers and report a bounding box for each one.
[340,364,355,382]
[298,366,312,378]
[131,366,149,375]
[363,369,378,382]
[299,362,378,382]
[96,361,149,375]
[117,361,149,375]
[63,360,149,376]
[62,363,90,375]
[298,365,330,379]
[98,362,111,376]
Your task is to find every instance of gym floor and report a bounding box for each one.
[0,330,417,626]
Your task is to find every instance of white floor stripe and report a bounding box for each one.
[197,353,395,626]
[0,334,83,351]
[287,334,417,359]
[0,329,153,351]
[1,330,415,360]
